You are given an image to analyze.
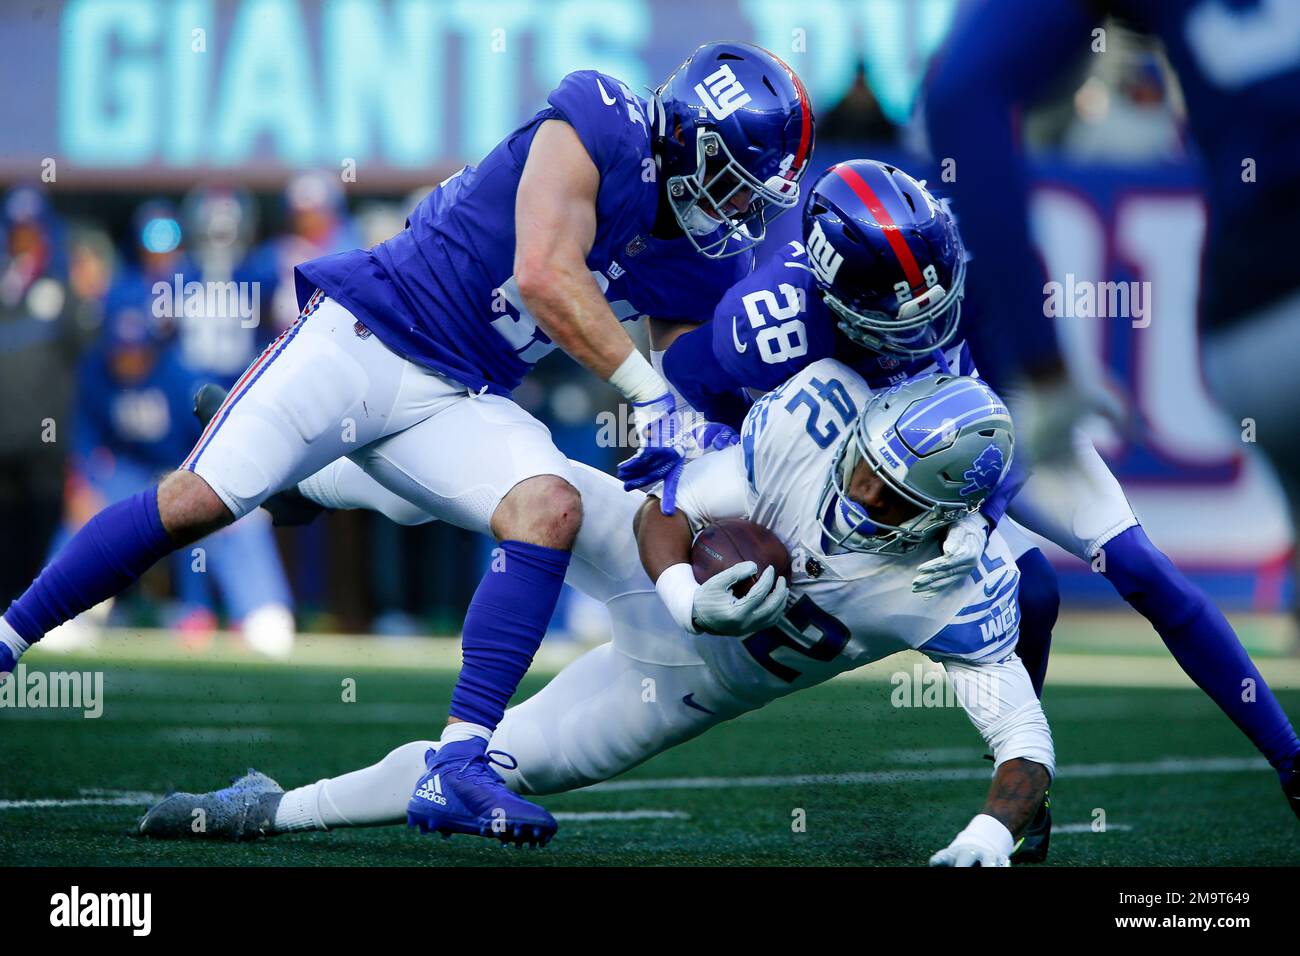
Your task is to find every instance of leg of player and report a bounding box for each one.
[1012,547,1060,700]
[1010,434,1300,815]
[399,474,580,846]
[333,392,587,846]
[1101,527,1300,775]
[141,632,734,839]
[0,458,233,678]
[0,296,443,678]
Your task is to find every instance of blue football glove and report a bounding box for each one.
[617,393,683,508]
[693,421,741,451]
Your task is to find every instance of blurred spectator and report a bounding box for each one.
[248,171,363,334]
[0,186,97,604]
[177,182,268,382]
[51,284,296,656]
[819,60,899,144]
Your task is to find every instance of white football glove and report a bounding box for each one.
[692,562,789,637]
[912,513,990,596]
[928,814,1014,868]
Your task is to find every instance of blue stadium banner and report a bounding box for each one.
[0,0,958,182]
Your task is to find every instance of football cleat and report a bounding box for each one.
[137,769,284,841]
[406,738,557,848]
[1010,790,1052,864]
[1283,766,1300,822]
[193,385,325,527]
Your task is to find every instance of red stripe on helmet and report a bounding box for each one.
[832,164,924,288]
[769,52,812,176]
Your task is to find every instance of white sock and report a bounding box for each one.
[273,781,327,832]
[440,722,492,745]
[273,741,436,832]
[0,617,30,657]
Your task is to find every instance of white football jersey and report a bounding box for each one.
[675,358,1022,703]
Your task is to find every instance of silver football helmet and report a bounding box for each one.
[817,374,1014,555]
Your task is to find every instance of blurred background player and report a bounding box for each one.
[925,0,1300,631]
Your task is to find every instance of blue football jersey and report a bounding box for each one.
[665,239,975,426]
[295,71,741,395]
[662,241,1023,525]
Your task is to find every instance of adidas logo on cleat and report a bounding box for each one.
[414,774,448,806]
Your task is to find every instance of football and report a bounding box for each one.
[691,518,793,597]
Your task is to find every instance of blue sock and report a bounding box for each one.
[450,540,571,730]
[1102,526,1300,776]
[1014,548,1059,699]
[3,487,173,644]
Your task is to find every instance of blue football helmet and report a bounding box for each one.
[653,41,814,258]
[818,374,1013,555]
[803,159,966,358]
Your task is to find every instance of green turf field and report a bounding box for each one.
[2,622,1299,867]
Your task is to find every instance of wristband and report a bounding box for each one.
[608,349,670,406]
[655,562,700,634]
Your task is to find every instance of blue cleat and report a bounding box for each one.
[406,738,557,848]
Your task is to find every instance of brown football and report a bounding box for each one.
[691,518,793,597]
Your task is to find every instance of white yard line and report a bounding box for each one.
[1054,823,1134,834]
[584,755,1268,793]
[0,789,688,823]
[553,810,689,821]
[0,755,1267,810]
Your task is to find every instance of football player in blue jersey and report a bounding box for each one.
[926,0,1300,650]
[0,41,814,847]
[656,159,1300,830]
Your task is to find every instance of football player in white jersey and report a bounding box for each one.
[140,369,1053,866]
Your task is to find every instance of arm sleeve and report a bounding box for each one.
[942,654,1056,777]
[924,0,1101,386]
[661,324,753,429]
[980,454,1028,529]
[672,444,752,534]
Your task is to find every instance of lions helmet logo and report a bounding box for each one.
[960,443,1005,498]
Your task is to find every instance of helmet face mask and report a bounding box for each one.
[817,417,973,556]
[823,254,966,358]
[665,127,799,257]
[816,374,1014,556]
[653,42,814,260]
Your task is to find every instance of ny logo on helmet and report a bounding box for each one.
[695,65,752,121]
[960,443,1005,498]
[806,220,843,285]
